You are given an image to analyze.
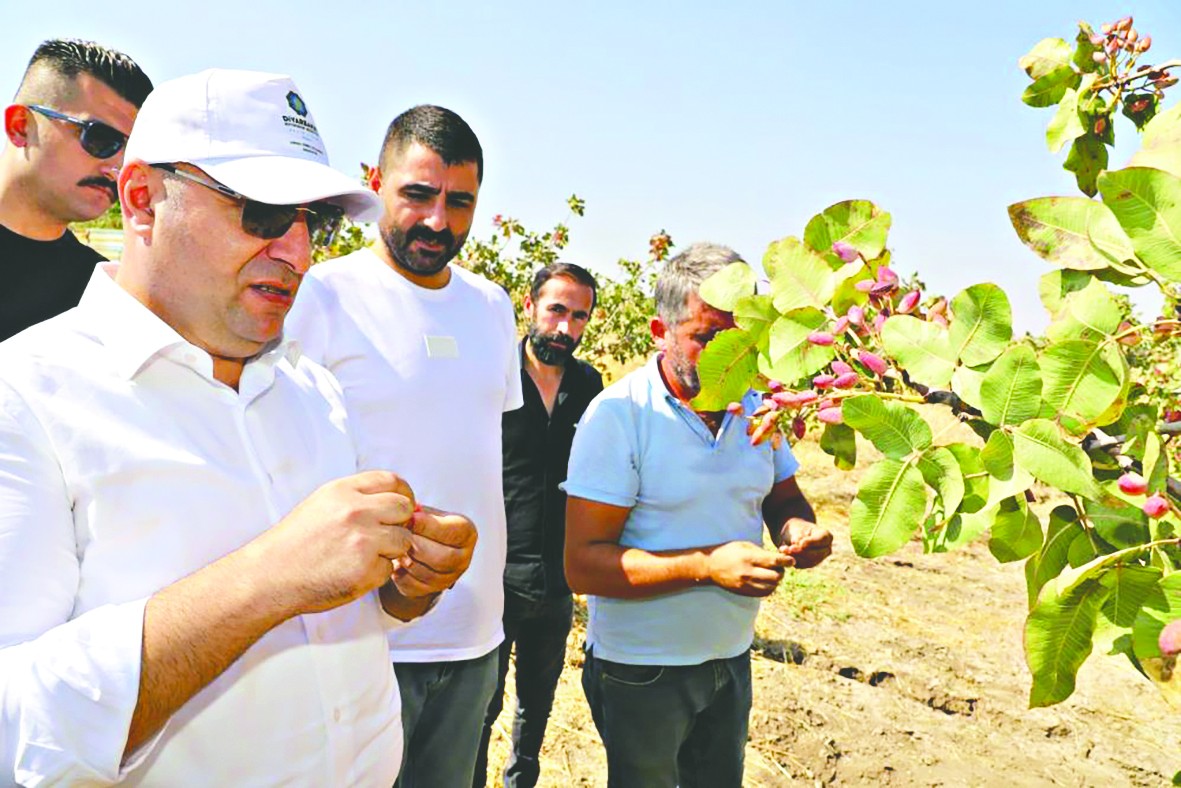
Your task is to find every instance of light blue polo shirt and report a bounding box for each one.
[563,355,799,665]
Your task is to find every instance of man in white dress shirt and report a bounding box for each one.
[0,69,475,786]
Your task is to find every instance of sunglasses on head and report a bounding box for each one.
[26,104,127,159]
[152,164,345,249]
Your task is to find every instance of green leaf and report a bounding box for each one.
[764,238,836,313]
[819,422,856,471]
[691,328,761,411]
[1025,505,1084,608]
[950,364,986,411]
[917,445,964,515]
[1064,134,1108,197]
[1129,103,1181,179]
[949,284,1012,366]
[1132,572,1181,659]
[1100,565,1163,628]
[841,395,932,460]
[1067,529,1098,568]
[1038,270,1093,315]
[947,442,989,514]
[761,307,836,384]
[1097,167,1181,283]
[1008,196,1135,272]
[990,498,1044,563]
[1122,92,1160,132]
[699,262,756,312]
[1143,432,1169,494]
[943,508,993,549]
[1084,499,1149,550]
[1045,88,1086,154]
[981,431,1034,504]
[1025,577,1107,706]
[1012,419,1100,499]
[1022,65,1080,108]
[802,200,891,261]
[732,294,778,334]
[849,458,927,558]
[1072,23,1102,74]
[1044,278,1124,343]
[979,344,1042,426]
[880,316,956,389]
[1039,340,1122,430]
[1019,37,1073,80]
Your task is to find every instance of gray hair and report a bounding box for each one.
[654,242,746,326]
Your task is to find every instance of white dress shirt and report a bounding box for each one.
[0,265,403,786]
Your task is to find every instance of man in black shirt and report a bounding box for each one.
[476,263,603,787]
[0,39,152,340]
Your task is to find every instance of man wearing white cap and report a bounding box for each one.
[0,69,475,786]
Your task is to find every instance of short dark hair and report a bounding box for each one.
[379,104,483,183]
[15,38,152,108]
[531,262,598,312]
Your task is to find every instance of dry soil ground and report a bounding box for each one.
[482,424,1181,787]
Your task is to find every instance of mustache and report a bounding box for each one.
[78,176,118,200]
[407,225,455,248]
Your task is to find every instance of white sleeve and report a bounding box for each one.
[500,295,523,413]
[0,381,156,785]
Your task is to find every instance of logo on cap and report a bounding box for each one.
[286,91,308,117]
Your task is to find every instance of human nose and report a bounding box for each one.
[421,197,447,232]
[266,215,313,275]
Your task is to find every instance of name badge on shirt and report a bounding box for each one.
[424,335,459,359]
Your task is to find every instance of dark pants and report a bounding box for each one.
[394,649,499,788]
[581,647,752,788]
[474,591,574,787]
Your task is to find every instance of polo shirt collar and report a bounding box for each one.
[78,263,300,381]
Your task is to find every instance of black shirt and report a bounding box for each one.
[1,223,103,342]
[502,339,604,600]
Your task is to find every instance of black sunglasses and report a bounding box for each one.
[26,104,127,159]
[152,164,345,249]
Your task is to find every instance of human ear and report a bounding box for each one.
[3,105,29,147]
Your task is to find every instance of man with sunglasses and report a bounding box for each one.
[0,38,151,341]
[286,105,522,788]
[0,69,477,786]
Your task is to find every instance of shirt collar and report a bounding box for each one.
[78,263,301,381]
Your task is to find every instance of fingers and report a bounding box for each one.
[363,492,416,526]
[350,470,416,506]
[408,510,477,549]
[372,522,415,561]
[404,533,470,576]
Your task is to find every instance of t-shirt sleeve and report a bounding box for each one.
[0,379,160,785]
[561,394,639,508]
[499,297,524,413]
[285,274,333,366]
[772,437,800,482]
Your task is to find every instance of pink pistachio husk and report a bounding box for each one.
[1159,619,1181,657]
[854,279,876,293]
[807,331,835,346]
[930,313,949,328]
[767,379,785,393]
[817,407,843,424]
[846,305,865,326]
[792,416,807,440]
[870,281,898,298]
[875,266,898,285]
[831,241,860,263]
[898,290,921,314]
[1118,472,1148,496]
[1142,493,1169,519]
[928,297,948,317]
[833,316,850,335]
[726,401,744,416]
[749,412,778,446]
[872,313,888,333]
[833,372,860,389]
[817,397,836,411]
[831,360,854,376]
[813,374,836,390]
[858,350,889,376]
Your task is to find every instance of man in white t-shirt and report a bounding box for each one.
[287,105,522,788]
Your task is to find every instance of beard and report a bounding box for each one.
[380,221,467,276]
[663,345,701,399]
[528,323,579,366]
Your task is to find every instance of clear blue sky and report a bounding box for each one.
[4,1,1179,332]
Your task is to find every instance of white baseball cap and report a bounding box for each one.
[124,69,383,222]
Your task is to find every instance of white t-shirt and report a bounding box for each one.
[0,265,403,786]
[287,247,523,661]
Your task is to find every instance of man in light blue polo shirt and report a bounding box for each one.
[564,242,833,788]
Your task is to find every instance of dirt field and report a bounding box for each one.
[482,419,1181,786]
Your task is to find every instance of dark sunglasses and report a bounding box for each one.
[26,104,127,159]
[152,164,345,249]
